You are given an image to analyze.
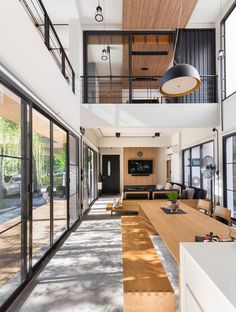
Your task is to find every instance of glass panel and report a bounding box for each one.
[0,223,22,305]
[191,146,200,187]
[202,142,213,158]
[192,167,201,187]
[70,165,78,196]
[184,149,190,166]
[32,109,51,263]
[107,160,111,176]
[0,85,21,157]
[227,191,236,219]
[226,164,234,191]
[69,135,77,165]
[203,178,212,199]
[0,157,23,304]
[225,7,236,97]
[184,166,190,186]
[53,124,67,240]
[226,136,236,163]
[83,144,89,210]
[69,194,77,225]
[202,142,214,198]
[88,149,92,204]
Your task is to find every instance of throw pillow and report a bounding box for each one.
[181,189,188,199]
[186,187,195,199]
[172,184,181,196]
[164,182,172,190]
[156,184,164,190]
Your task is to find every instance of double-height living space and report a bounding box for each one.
[1,0,236,311]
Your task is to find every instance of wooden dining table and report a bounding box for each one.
[139,200,230,264]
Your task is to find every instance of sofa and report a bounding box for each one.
[124,183,207,200]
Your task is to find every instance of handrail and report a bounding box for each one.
[81,75,218,104]
[21,0,75,93]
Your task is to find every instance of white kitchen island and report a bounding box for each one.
[180,242,236,312]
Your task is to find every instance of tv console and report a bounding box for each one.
[123,185,155,199]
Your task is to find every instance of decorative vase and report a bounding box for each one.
[167,200,180,212]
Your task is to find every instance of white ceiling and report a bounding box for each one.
[95,127,183,138]
[188,0,231,26]
[42,0,79,23]
[41,0,231,27]
[76,0,122,25]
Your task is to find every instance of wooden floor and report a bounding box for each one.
[0,200,67,288]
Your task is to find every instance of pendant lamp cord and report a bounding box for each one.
[172,0,183,65]
[103,0,106,50]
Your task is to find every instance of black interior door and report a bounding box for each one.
[102,155,120,194]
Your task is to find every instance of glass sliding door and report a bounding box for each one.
[183,150,190,186]
[53,124,68,241]
[83,143,89,211]
[183,141,214,199]
[0,83,27,305]
[202,142,214,199]
[224,135,236,218]
[191,146,201,188]
[69,135,79,226]
[32,109,51,264]
[0,75,81,309]
[82,143,98,211]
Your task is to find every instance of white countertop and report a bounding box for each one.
[181,242,236,309]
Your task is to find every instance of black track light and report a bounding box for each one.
[115,132,120,138]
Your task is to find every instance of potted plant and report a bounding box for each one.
[167,192,179,212]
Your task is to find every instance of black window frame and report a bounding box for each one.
[0,70,82,311]
[221,1,236,100]
[223,132,236,221]
[182,140,214,198]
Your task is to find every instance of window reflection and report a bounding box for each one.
[32,109,51,264]
[53,124,67,240]
[0,84,24,305]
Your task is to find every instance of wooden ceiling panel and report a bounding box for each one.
[123,0,198,29]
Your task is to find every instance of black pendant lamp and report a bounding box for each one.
[160,64,201,97]
[160,0,201,97]
[95,1,103,22]
[101,48,108,61]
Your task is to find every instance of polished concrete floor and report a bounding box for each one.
[10,198,179,312]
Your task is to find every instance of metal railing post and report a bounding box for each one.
[44,13,50,49]
[61,49,66,77]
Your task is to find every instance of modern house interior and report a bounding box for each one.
[1,0,236,311]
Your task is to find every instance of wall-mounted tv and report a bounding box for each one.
[128,160,153,176]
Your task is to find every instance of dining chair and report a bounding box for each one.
[197,199,212,215]
[213,205,231,226]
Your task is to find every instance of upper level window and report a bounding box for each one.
[224,4,236,97]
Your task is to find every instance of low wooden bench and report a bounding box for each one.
[122,216,174,312]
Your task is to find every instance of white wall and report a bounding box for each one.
[81,103,219,128]
[170,132,182,183]
[84,129,99,148]
[98,136,171,148]
[157,147,167,185]
[0,0,80,134]
[181,128,215,149]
